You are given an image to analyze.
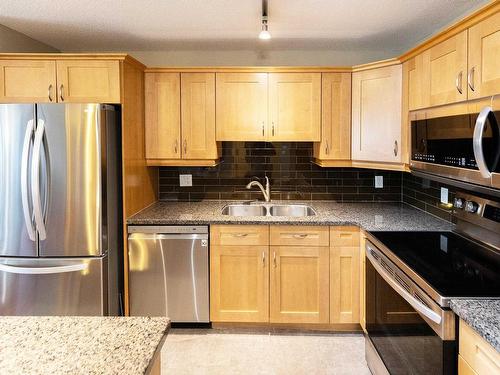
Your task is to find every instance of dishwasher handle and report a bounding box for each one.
[129,233,208,241]
[128,225,208,234]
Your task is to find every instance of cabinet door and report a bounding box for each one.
[423,30,467,106]
[0,60,56,103]
[270,246,329,324]
[210,245,269,323]
[56,60,120,103]
[314,73,351,160]
[405,54,428,110]
[268,73,321,141]
[468,12,500,99]
[330,246,360,324]
[145,73,181,160]
[216,73,267,141]
[352,65,402,163]
[181,73,217,159]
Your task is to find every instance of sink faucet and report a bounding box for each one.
[246,176,271,202]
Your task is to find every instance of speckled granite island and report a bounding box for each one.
[127,201,453,231]
[450,299,500,352]
[0,316,170,375]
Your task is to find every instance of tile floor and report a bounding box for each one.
[161,329,370,375]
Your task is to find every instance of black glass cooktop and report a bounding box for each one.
[370,231,500,298]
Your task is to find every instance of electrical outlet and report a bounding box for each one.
[179,174,193,187]
[440,187,449,204]
[375,175,384,189]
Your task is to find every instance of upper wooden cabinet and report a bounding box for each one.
[145,72,218,165]
[181,73,217,160]
[352,65,403,164]
[268,73,321,141]
[56,60,120,103]
[0,60,56,103]
[422,30,468,107]
[216,73,268,141]
[405,55,428,111]
[313,73,351,161]
[216,72,321,142]
[467,11,500,99]
[145,72,181,160]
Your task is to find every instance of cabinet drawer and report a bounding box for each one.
[270,226,329,247]
[459,319,500,375]
[211,225,269,246]
[330,226,360,247]
[459,355,478,375]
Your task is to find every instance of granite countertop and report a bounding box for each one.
[449,299,500,352]
[0,316,170,375]
[127,200,453,232]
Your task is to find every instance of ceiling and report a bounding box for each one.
[0,0,489,53]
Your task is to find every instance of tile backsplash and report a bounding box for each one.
[159,142,402,202]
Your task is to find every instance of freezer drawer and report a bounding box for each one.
[128,228,209,322]
[0,256,107,316]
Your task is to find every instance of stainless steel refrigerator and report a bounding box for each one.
[0,103,122,316]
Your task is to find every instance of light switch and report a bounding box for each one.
[375,176,383,189]
[179,174,193,187]
[440,187,449,204]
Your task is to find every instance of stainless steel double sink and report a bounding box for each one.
[221,203,316,217]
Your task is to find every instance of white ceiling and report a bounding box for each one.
[0,0,489,53]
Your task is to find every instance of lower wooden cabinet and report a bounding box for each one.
[270,246,329,324]
[210,245,269,323]
[459,319,500,375]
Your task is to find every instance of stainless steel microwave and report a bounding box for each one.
[410,96,500,191]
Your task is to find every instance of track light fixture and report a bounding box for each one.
[259,0,271,40]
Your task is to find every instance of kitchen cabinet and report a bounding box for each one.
[210,245,269,323]
[0,60,56,103]
[216,72,321,142]
[145,72,218,165]
[145,72,181,160]
[181,73,217,160]
[459,319,500,375]
[268,73,321,141]
[210,225,269,323]
[270,246,329,324]
[352,64,403,164]
[216,73,268,141]
[330,227,360,324]
[422,30,468,107]
[359,233,367,332]
[313,73,351,163]
[56,60,120,103]
[405,54,428,111]
[467,11,500,99]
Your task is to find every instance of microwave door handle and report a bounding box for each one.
[0,262,88,275]
[473,106,493,179]
[366,250,442,325]
[21,120,36,241]
[31,119,47,240]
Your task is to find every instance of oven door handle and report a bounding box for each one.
[366,250,442,325]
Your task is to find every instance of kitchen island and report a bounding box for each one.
[0,316,170,375]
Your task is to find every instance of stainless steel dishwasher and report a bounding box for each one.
[128,226,209,322]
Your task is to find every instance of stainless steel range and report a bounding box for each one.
[364,192,500,375]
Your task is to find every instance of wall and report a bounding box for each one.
[159,142,402,202]
[0,24,57,52]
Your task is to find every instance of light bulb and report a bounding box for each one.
[259,23,271,40]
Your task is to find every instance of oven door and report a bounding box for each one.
[365,242,456,375]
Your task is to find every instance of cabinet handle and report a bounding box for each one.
[262,122,265,137]
[174,140,178,154]
[272,122,275,136]
[262,251,265,265]
[468,67,475,91]
[59,84,64,101]
[325,140,329,155]
[231,233,248,238]
[273,251,277,268]
[48,84,53,102]
[293,233,308,239]
[183,139,187,154]
[394,140,398,157]
[455,71,463,94]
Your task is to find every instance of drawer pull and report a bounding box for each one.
[231,233,249,238]
[262,251,265,265]
[292,233,308,239]
[273,251,277,268]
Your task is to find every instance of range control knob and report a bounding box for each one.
[453,198,465,209]
[464,201,479,213]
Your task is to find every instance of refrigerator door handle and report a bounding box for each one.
[31,119,47,240]
[0,262,88,275]
[21,119,36,241]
